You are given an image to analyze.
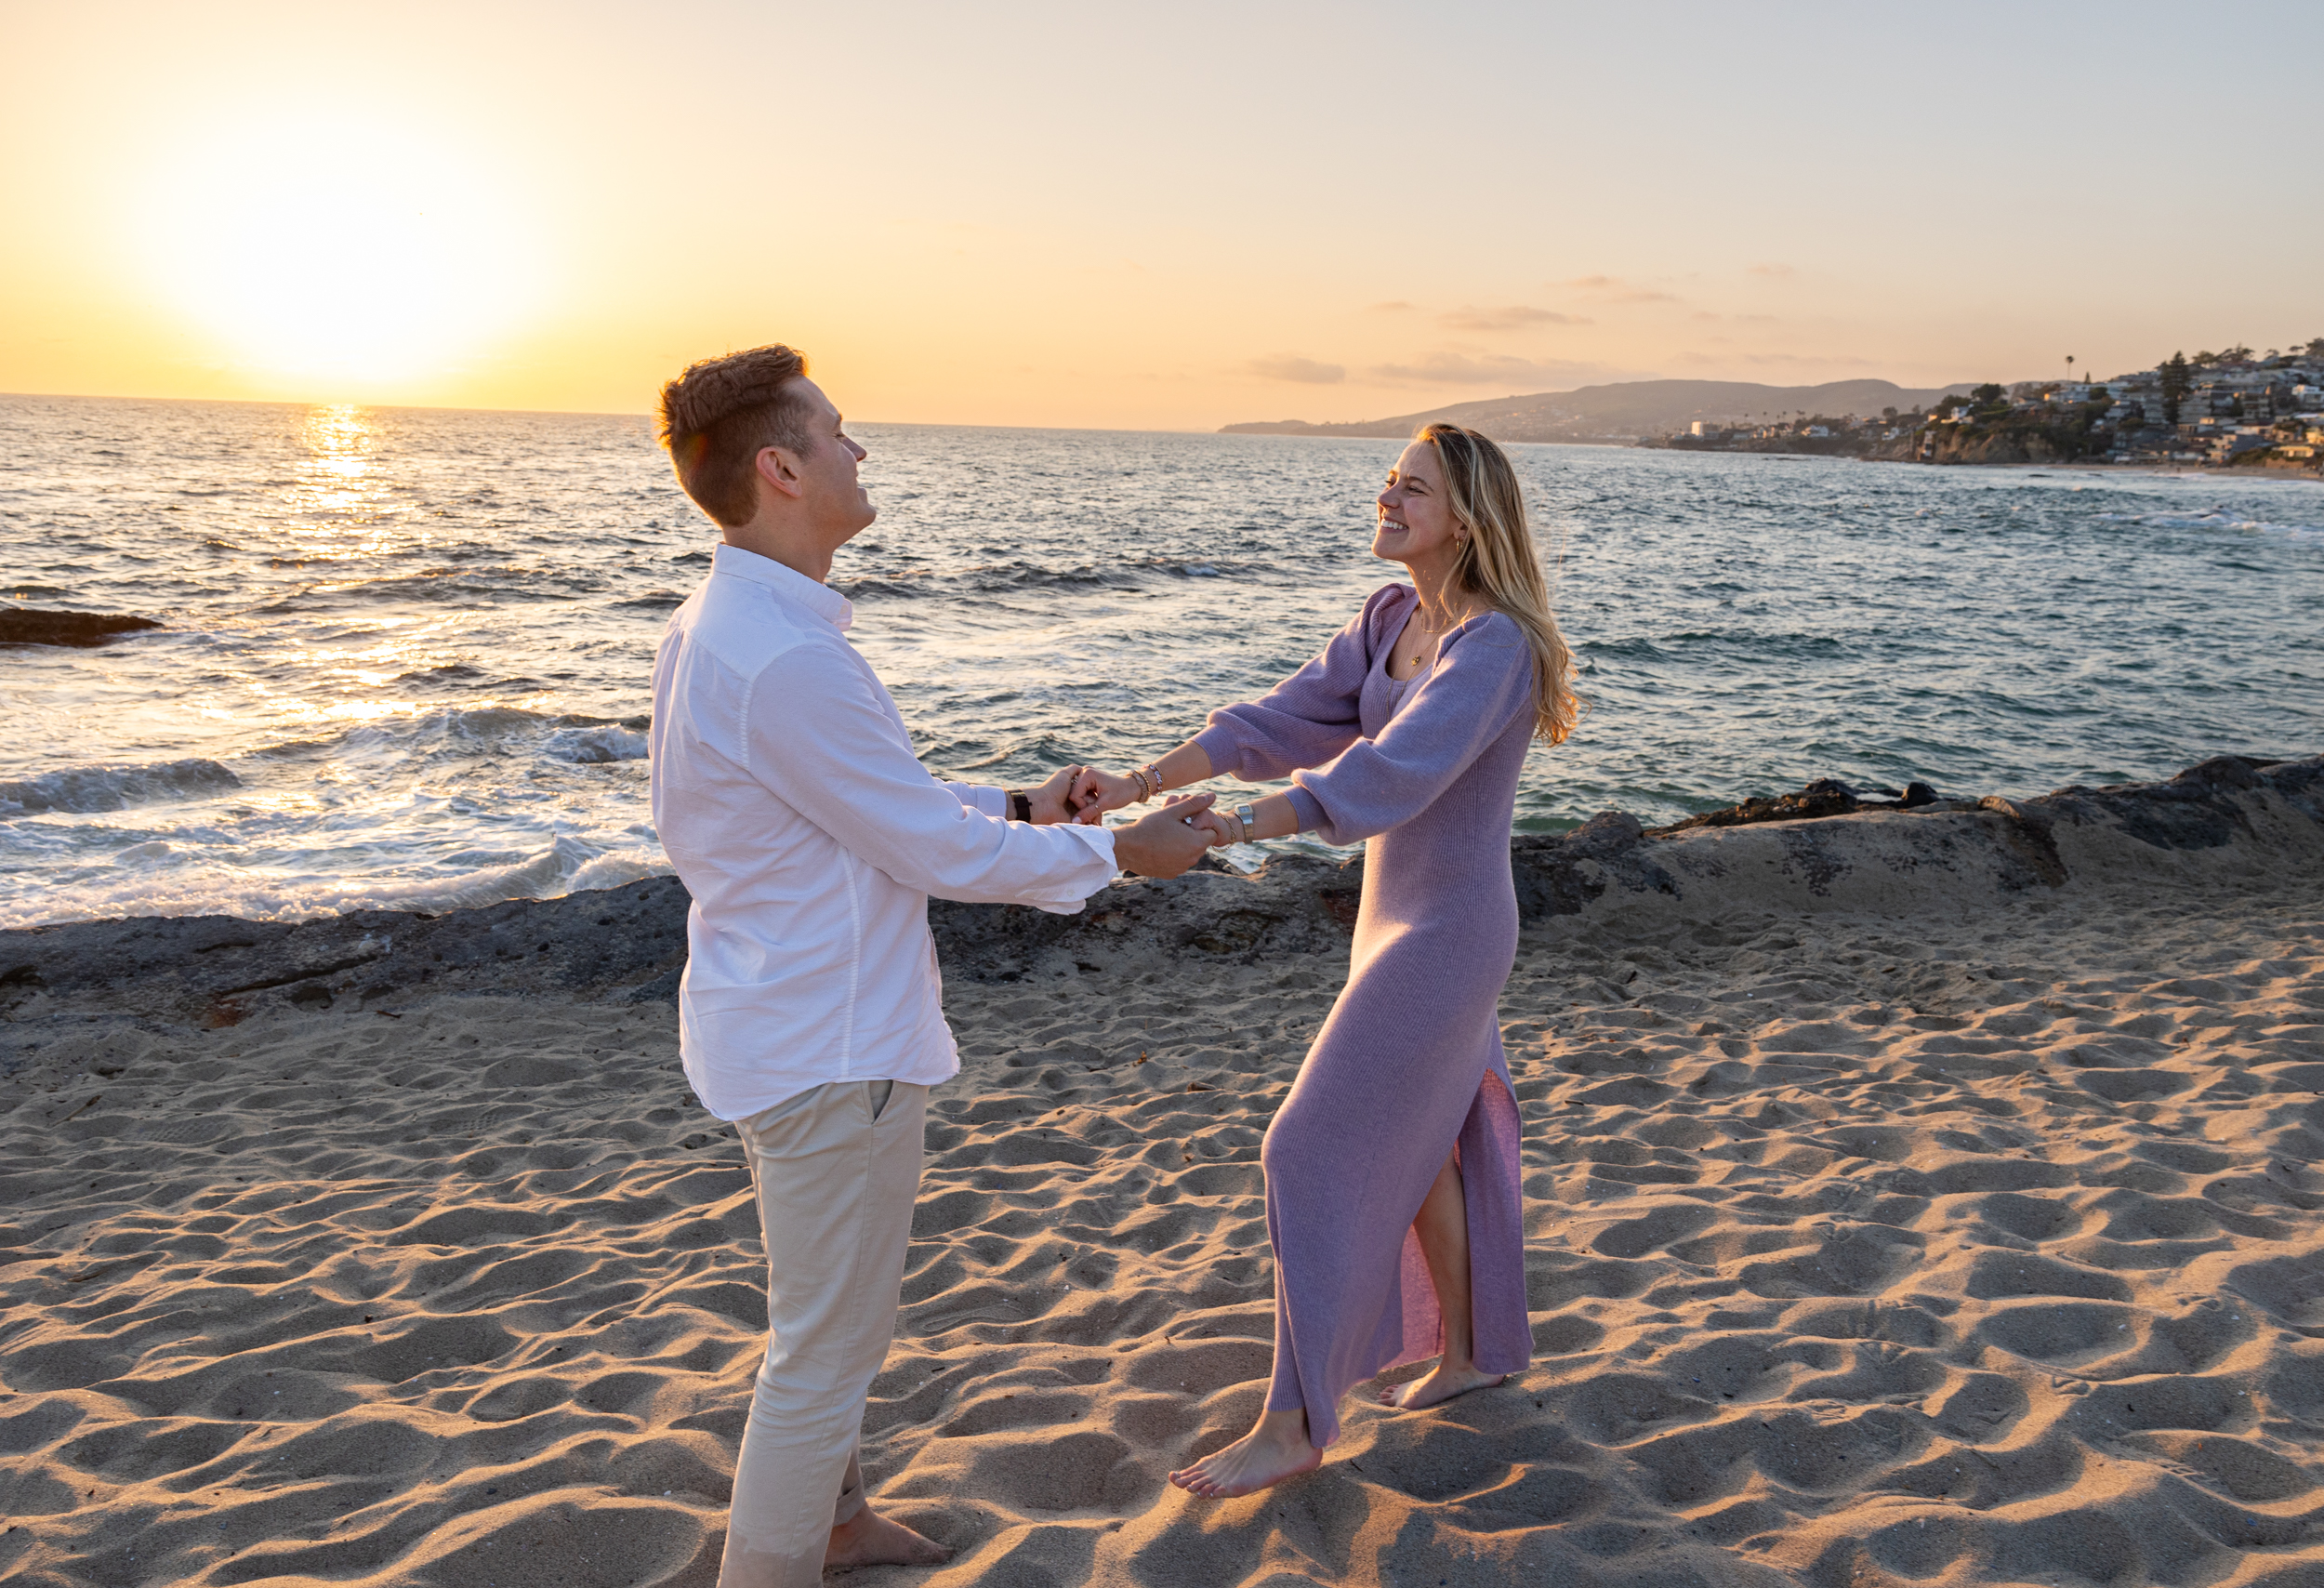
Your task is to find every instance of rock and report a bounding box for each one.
[1645,780,1863,836]
[0,608,164,648]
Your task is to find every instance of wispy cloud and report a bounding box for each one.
[1366,300,1419,313]
[1746,263,1795,278]
[1245,354,1346,384]
[1553,274,1679,304]
[1672,349,1875,370]
[1436,305,1588,331]
[1368,350,1624,388]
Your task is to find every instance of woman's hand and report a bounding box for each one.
[1023,764,1087,825]
[1069,766,1144,825]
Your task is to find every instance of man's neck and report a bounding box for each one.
[722,523,833,584]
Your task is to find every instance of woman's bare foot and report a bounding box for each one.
[1379,1362,1505,1410]
[825,1506,949,1571]
[1168,1409,1321,1498]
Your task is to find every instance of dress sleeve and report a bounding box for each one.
[1286,614,1535,846]
[743,644,1117,912]
[1191,585,1405,781]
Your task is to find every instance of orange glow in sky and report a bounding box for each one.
[3,1,2317,429]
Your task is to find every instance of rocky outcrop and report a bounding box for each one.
[1,756,2317,1026]
[0,608,163,648]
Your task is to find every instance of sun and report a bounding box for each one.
[145,111,538,388]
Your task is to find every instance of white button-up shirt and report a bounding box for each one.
[649,545,1117,1120]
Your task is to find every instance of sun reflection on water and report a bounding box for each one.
[279,405,410,560]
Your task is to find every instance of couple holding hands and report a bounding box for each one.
[645,344,1578,1587]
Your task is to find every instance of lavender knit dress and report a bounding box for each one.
[1193,582,1536,1449]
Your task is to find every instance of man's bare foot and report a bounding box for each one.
[825,1506,949,1571]
[1379,1362,1505,1410]
[1168,1409,1321,1499]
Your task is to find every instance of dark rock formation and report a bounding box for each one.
[0,608,164,648]
[1646,778,1871,836]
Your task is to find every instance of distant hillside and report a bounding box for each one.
[1221,378,1974,443]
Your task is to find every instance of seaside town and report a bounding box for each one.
[1655,341,2324,471]
[1652,340,2324,470]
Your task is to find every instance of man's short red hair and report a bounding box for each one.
[656,344,817,528]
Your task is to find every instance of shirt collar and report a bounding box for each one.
[711,543,854,632]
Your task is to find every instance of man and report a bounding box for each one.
[647,344,1212,1587]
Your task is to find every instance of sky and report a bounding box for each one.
[3,0,2317,430]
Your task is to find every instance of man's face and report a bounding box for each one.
[774,377,875,544]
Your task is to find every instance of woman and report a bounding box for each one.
[1071,423,1579,1497]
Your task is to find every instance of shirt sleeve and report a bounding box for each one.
[1285,614,1535,846]
[1191,585,1404,781]
[943,782,1008,818]
[744,645,1116,912]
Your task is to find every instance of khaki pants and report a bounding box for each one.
[715,1077,927,1588]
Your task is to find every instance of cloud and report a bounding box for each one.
[1437,305,1588,331]
[1671,349,1876,371]
[1367,350,1628,388]
[1245,354,1346,384]
[1366,300,1419,313]
[1553,274,1679,304]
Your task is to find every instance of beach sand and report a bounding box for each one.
[3,758,2320,1587]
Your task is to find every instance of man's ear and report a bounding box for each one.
[753,445,806,500]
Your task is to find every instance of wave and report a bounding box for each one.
[836,556,1244,602]
[0,758,242,816]
[542,724,648,763]
[2093,509,2324,539]
[252,707,652,762]
[0,834,671,931]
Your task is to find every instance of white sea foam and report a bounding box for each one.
[0,835,674,931]
[543,724,649,763]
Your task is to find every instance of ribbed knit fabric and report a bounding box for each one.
[1192,582,1536,1448]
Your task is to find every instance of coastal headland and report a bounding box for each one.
[1225,348,2324,475]
[3,756,2320,1587]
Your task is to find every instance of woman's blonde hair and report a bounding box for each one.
[1417,422,1581,745]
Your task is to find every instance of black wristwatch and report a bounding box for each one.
[1009,789,1032,822]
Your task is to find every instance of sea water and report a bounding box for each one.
[2,394,2318,929]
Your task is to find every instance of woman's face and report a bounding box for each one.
[1372,440,1462,572]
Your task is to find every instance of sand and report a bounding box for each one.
[2,757,2321,1587]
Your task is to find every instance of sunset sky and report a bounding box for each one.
[4,0,2317,430]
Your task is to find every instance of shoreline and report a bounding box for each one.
[3,753,2320,1587]
[4,754,2317,1014]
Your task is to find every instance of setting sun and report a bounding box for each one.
[140,110,538,387]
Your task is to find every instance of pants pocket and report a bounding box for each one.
[867,1078,894,1122]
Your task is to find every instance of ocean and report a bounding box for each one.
[3,393,2319,931]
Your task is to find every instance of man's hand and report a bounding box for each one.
[1172,799,1238,849]
[1023,764,1087,825]
[1069,767,1143,825]
[1109,793,1219,878]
